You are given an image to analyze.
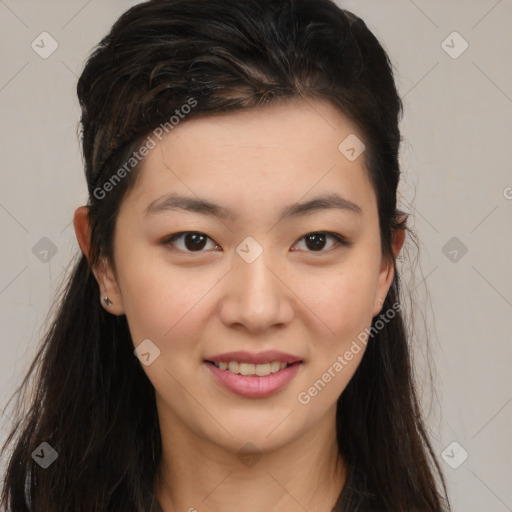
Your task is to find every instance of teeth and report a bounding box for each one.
[240,363,256,375]
[213,360,291,376]
[271,361,281,373]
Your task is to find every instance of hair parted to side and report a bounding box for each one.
[1,1,451,511]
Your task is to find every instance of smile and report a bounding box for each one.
[209,361,289,376]
[204,360,302,398]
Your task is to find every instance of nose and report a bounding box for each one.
[218,248,294,333]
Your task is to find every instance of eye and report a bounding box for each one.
[163,232,220,252]
[163,231,351,254]
[292,232,351,253]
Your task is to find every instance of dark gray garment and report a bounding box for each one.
[331,462,379,512]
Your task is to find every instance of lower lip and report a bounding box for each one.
[205,361,302,398]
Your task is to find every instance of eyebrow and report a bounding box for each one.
[143,192,362,221]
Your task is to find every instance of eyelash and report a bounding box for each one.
[162,231,352,254]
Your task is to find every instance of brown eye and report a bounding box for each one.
[164,232,219,252]
[163,231,350,254]
[292,232,350,253]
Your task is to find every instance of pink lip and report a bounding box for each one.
[205,361,302,398]
[205,350,302,365]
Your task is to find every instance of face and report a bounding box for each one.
[81,97,399,454]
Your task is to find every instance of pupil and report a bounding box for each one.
[306,233,326,251]
[182,233,327,252]
[185,233,206,251]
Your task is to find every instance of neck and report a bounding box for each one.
[154,404,347,512]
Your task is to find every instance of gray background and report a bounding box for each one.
[1,0,511,510]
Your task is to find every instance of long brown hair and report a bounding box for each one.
[1,1,450,510]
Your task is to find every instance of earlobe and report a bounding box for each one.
[373,260,394,316]
[94,258,125,315]
[73,206,125,315]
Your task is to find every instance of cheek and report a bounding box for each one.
[291,248,380,400]
[117,257,231,381]
[114,245,197,344]
[295,252,379,337]
[292,279,374,412]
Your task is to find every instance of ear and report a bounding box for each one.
[73,206,125,316]
[372,224,406,317]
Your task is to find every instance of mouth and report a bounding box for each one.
[205,360,301,377]
[203,359,303,398]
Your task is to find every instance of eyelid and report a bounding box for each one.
[162,231,354,256]
[162,231,220,252]
[292,232,352,253]
[162,231,352,253]
[307,232,351,246]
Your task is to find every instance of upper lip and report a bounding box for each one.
[205,350,302,365]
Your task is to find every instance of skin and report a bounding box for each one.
[74,97,405,512]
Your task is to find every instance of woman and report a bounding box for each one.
[1,0,451,510]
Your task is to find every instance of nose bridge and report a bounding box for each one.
[220,238,293,330]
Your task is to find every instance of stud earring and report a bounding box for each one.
[102,296,113,306]
[377,298,383,307]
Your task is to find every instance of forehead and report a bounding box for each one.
[123,97,376,218]
[161,97,363,163]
